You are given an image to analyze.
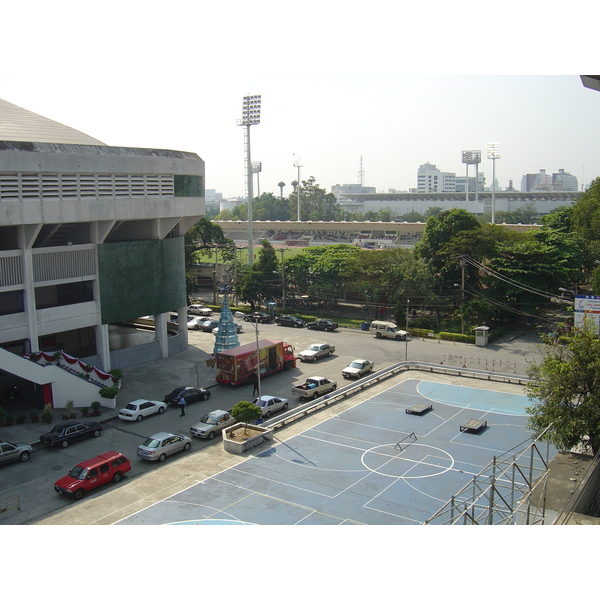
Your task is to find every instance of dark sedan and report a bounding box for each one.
[243,312,274,323]
[164,386,211,407]
[306,319,339,331]
[40,421,103,449]
[275,315,305,328]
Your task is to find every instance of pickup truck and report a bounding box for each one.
[292,376,337,400]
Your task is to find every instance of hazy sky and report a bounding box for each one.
[2,2,598,198]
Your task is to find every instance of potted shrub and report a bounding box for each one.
[16,414,26,424]
[90,400,102,417]
[29,410,40,423]
[64,399,77,419]
[109,369,123,389]
[5,414,14,426]
[80,406,89,417]
[223,401,273,455]
[99,386,118,400]
[41,403,53,424]
[0,407,7,426]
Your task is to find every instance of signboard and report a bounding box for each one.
[574,295,600,333]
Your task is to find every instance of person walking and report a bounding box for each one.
[250,371,259,396]
[178,396,186,416]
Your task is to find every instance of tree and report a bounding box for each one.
[293,176,341,221]
[238,240,281,310]
[231,401,263,435]
[526,324,600,455]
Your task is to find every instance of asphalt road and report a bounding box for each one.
[0,319,541,524]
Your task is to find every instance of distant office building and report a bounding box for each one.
[521,169,578,192]
[552,169,579,191]
[455,172,486,193]
[332,183,376,197]
[417,163,456,193]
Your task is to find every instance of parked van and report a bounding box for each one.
[370,320,407,340]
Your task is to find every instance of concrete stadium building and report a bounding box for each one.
[0,98,205,408]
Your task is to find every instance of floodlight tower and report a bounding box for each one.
[293,154,303,221]
[237,95,261,266]
[461,150,481,203]
[487,143,500,224]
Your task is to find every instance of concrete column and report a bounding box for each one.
[96,323,111,371]
[155,313,169,358]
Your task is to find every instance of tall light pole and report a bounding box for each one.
[405,299,410,361]
[237,94,261,266]
[462,150,481,203]
[487,143,500,224]
[293,154,303,221]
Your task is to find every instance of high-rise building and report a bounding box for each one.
[521,169,578,192]
[416,163,456,193]
[552,169,579,191]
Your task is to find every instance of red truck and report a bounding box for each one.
[215,339,296,385]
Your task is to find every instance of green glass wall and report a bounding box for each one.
[98,237,186,324]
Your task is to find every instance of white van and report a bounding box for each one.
[370,320,407,340]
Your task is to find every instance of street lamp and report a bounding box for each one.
[252,161,262,199]
[462,150,481,203]
[293,154,303,221]
[237,94,261,266]
[487,143,500,224]
[405,299,410,361]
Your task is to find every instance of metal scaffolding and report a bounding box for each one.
[424,425,553,525]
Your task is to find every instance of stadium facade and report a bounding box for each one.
[0,98,205,382]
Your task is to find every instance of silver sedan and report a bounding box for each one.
[298,343,335,362]
[252,395,289,417]
[137,432,192,462]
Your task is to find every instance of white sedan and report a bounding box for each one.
[118,399,167,422]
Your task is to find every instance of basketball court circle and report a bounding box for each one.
[115,378,556,525]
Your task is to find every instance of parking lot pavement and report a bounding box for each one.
[1,320,541,524]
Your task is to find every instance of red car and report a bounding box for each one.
[54,451,131,500]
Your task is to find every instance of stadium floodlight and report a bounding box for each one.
[461,150,481,203]
[487,143,500,224]
[237,95,261,266]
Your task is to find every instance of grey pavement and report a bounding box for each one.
[2,320,587,525]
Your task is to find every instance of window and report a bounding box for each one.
[174,174,204,197]
[99,463,110,474]
[0,291,24,316]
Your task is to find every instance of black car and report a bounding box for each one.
[164,386,211,407]
[306,319,339,331]
[40,421,103,449]
[243,312,273,323]
[275,315,305,328]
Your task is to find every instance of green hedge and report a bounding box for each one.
[439,332,476,344]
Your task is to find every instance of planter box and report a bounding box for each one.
[222,423,273,455]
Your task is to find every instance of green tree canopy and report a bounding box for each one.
[526,324,600,455]
[231,401,263,434]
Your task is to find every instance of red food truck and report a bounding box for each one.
[215,339,296,385]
